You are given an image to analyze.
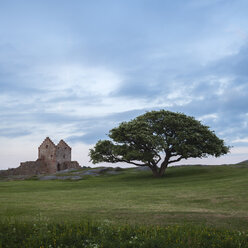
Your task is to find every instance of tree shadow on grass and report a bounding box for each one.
[109,166,210,185]
[165,166,210,178]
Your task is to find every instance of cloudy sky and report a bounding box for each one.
[1,0,248,169]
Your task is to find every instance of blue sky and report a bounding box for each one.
[1,0,248,169]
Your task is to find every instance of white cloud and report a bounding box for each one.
[230,146,248,154]
[0,137,37,170]
[214,77,233,96]
[232,138,248,143]
[37,64,123,96]
[198,113,218,121]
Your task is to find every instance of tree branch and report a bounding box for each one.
[154,152,161,164]
[168,156,183,164]
[119,159,147,166]
[112,155,147,167]
[156,154,162,164]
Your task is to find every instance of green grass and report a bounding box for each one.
[1,220,248,248]
[0,165,248,230]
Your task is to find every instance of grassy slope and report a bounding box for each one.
[0,165,247,230]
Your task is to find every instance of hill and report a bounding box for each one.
[237,159,248,165]
[0,165,247,231]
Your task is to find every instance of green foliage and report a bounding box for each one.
[0,220,248,248]
[90,110,229,176]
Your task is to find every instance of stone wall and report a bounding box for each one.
[0,160,81,177]
[18,160,49,175]
[0,159,49,176]
[56,140,71,165]
[38,137,56,163]
[59,161,81,171]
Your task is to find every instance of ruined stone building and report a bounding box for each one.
[1,137,81,176]
[36,137,80,173]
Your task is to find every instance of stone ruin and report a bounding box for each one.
[0,137,81,176]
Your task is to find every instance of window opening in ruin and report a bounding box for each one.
[63,155,65,159]
[46,145,48,148]
[65,147,67,150]
[51,155,53,158]
[57,163,61,171]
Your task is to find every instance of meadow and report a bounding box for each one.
[0,164,248,247]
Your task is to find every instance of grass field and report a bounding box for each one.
[0,164,248,230]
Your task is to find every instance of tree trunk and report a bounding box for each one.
[150,162,168,177]
[158,162,168,177]
[152,170,160,177]
[149,165,160,177]
[149,161,169,177]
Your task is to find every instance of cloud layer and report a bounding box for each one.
[1,0,248,168]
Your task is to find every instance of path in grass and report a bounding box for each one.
[0,165,247,230]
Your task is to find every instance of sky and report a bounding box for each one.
[1,0,248,169]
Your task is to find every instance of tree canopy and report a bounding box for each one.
[90,110,230,177]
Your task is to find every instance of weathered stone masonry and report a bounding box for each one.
[0,137,81,176]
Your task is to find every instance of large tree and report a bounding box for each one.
[90,110,229,177]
